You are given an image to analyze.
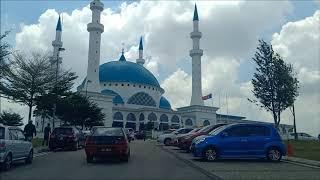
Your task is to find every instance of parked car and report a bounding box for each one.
[85,127,130,163]
[82,130,92,138]
[177,124,227,151]
[192,123,286,162]
[0,124,33,171]
[134,131,146,140]
[172,127,202,146]
[49,126,85,151]
[157,128,193,146]
[289,132,317,141]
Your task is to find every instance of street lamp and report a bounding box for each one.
[52,47,65,128]
[85,80,92,97]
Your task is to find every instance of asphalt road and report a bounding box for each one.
[0,140,213,180]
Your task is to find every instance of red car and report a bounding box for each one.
[177,124,227,151]
[85,127,130,163]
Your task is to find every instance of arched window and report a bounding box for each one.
[185,119,193,126]
[171,115,180,124]
[112,121,123,127]
[126,113,136,122]
[148,112,157,121]
[203,120,210,126]
[127,92,156,107]
[139,113,145,121]
[160,114,169,122]
[113,112,123,120]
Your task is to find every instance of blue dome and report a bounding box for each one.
[101,89,124,104]
[99,60,160,87]
[159,96,171,110]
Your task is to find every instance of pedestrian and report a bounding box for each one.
[24,120,37,142]
[142,130,146,141]
[43,123,51,146]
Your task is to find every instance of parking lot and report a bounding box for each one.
[160,143,320,180]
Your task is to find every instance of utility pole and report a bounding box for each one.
[292,103,297,140]
[52,47,65,128]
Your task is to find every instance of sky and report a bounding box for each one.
[1,0,319,136]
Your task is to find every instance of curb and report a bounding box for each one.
[159,145,222,180]
[282,156,320,168]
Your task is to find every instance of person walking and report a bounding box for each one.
[24,120,37,142]
[43,123,51,146]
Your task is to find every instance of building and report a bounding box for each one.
[36,0,293,135]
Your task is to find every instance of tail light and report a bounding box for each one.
[115,138,127,145]
[0,142,6,152]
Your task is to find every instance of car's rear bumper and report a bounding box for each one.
[49,140,77,149]
[85,145,129,158]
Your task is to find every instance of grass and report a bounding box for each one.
[284,140,320,161]
[32,138,43,148]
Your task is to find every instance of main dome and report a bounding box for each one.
[99,60,160,87]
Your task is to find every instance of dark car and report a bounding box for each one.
[85,127,130,163]
[134,131,146,140]
[49,126,85,151]
[177,124,227,151]
[193,123,286,162]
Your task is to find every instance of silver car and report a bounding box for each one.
[0,124,34,171]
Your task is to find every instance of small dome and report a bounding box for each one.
[99,60,160,87]
[101,89,124,104]
[159,96,171,110]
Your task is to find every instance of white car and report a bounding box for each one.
[290,132,318,141]
[0,124,34,171]
[157,128,193,146]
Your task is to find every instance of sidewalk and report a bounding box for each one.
[34,146,50,154]
[283,156,320,167]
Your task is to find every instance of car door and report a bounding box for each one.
[246,125,272,156]
[16,129,29,157]
[219,125,250,157]
[8,128,22,159]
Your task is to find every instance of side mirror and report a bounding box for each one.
[220,132,228,138]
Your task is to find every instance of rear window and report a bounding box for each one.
[53,128,73,135]
[0,127,4,139]
[93,128,124,136]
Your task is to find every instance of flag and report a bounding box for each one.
[202,93,212,100]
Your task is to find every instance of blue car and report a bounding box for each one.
[193,123,286,162]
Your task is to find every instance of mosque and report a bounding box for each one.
[36,0,293,134]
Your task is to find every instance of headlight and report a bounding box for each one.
[195,137,206,144]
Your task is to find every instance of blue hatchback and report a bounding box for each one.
[193,123,286,162]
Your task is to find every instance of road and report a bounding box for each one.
[0,140,212,180]
[1,140,320,180]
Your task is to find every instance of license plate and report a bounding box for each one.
[100,148,111,152]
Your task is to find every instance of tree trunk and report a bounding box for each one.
[292,103,298,140]
[277,110,281,127]
[41,114,45,132]
[28,103,33,122]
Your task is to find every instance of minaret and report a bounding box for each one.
[51,15,63,66]
[136,37,145,65]
[86,0,104,93]
[190,4,204,106]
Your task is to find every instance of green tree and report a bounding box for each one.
[0,31,12,80]
[0,111,24,126]
[56,93,104,128]
[250,40,299,127]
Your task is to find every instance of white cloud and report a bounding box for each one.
[5,0,320,136]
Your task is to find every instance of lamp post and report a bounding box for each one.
[85,80,92,97]
[52,47,65,129]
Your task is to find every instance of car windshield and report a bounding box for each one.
[188,128,200,134]
[0,127,4,139]
[209,125,231,136]
[53,128,73,134]
[93,128,123,136]
[199,125,214,133]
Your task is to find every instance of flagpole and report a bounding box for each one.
[211,93,213,107]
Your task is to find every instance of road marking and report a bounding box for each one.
[34,152,51,158]
[159,145,222,180]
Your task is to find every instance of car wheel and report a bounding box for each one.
[2,154,12,171]
[164,138,171,146]
[86,155,94,163]
[267,148,282,162]
[204,147,218,162]
[25,150,33,164]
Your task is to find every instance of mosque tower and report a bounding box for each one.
[136,37,145,65]
[85,0,104,93]
[190,4,204,106]
[51,15,63,67]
